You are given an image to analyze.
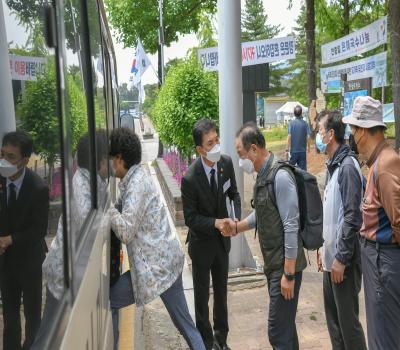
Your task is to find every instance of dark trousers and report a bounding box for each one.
[289,152,307,171]
[267,271,302,350]
[191,241,229,350]
[361,240,400,350]
[0,266,42,350]
[30,288,60,350]
[323,263,367,350]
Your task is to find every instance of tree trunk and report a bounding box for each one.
[305,0,317,109]
[343,0,350,35]
[389,0,400,150]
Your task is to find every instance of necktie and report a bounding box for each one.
[210,168,217,198]
[8,183,16,209]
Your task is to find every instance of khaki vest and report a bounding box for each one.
[253,155,307,278]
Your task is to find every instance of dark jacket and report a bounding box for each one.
[325,144,362,266]
[181,155,241,264]
[0,168,49,271]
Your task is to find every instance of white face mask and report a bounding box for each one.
[0,158,19,178]
[239,158,254,174]
[205,143,221,163]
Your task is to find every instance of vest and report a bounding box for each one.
[253,157,307,278]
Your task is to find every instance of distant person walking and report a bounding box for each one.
[286,105,310,170]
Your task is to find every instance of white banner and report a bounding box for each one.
[320,52,387,94]
[198,36,296,72]
[9,55,47,81]
[321,16,387,65]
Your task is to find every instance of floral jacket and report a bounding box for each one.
[109,165,184,306]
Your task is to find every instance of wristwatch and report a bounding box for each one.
[284,272,295,281]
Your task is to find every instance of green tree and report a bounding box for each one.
[19,64,87,184]
[196,12,217,48]
[152,57,218,156]
[241,0,281,42]
[105,0,217,54]
[142,84,159,117]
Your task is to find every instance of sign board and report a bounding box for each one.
[9,55,47,81]
[198,36,296,71]
[321,16,387,64]
[343,90,369,117]
[320,52,387,93]
[344,78,372,93]
[383,103,394,123]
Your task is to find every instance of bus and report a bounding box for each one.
[1,0,119,348]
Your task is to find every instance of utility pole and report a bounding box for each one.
[218,0,256,270]
[0,1,16,142]
[157,0,165,157]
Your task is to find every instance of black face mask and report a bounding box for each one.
[349,134,359,155]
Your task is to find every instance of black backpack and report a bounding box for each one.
[266,161,323,250]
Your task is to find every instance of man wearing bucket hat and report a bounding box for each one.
[343,96,400,350]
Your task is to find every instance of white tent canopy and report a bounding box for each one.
[276,101,308,123]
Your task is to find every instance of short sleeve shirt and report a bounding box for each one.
[288,117,310,153]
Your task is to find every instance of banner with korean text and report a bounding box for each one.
[320,52,387,94]
[198,36,296,72]
[321,16,387,65]
[9,55,47,81]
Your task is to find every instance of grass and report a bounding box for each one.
[309,311,318,321]
[385,123,395,139]
[262,125,288,142]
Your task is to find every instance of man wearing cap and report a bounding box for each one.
[343,96,400,350]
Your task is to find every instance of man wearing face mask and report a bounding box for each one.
[221,123,306,349]
[181,119,241,350]
[316,110,366,350]
[0,131,49,350]
[343,96,400,350]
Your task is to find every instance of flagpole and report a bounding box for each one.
[138,80,143,132]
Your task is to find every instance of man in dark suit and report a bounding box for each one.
[181,119,241,350]
[0,131,49,350]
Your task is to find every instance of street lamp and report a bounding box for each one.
[158,0,165,84]
[157,0,165,157]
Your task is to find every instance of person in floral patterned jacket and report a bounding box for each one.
[108,128,205,350]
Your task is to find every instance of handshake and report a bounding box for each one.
[216,218,239,237]
[0,235,12,256]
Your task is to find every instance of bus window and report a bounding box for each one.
[64,0,93,246]
[0,0,65,347]
[87,0,110,207]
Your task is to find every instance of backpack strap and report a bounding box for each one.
[265,161,295,209]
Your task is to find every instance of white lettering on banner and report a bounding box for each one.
[320,52,387,94]
[198,36,296,72]
[9,55,47,81]
[321,16,387,64]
